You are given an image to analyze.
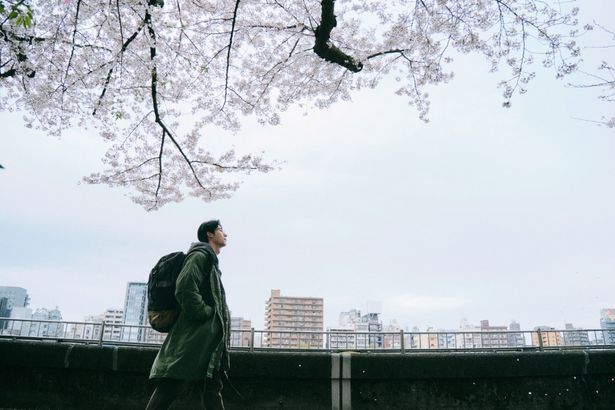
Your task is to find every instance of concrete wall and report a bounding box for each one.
[1,339,614,409]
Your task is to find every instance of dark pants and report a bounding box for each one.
[145,373,224,410]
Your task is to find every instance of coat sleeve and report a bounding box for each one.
[175,252,214,322]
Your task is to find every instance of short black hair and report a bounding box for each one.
[197,220,220,242]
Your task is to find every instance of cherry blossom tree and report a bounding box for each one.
[570,23,614,128]
[0,0,590,209]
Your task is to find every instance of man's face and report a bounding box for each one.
[209,225,227,248]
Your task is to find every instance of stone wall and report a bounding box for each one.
[1,339,614,409]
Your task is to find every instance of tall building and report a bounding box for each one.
[383,320,402,349]
[507,321,526,347]
[0,286,30,310]
[5,307,33,336]
[69,314,102,340]
[0,287,32,335]
[360,301,383,348]
[326,327,357,350]
[122,282,148,342]
[0,298,10,330]
[479,320,509,349]
[410,326,446,349]
[339,309,361,327]
[103,309,124,341]
[532,326,563,347]
[456,319,482,349]
[563,323,590,346]
[28,307,64,338]
[600,308,615,345]
[328,309,361,349]
[230,317,252,348]
[327,304,384,349]
[67,309,124,341]
[408,326,422,349]
[264,289,323,349]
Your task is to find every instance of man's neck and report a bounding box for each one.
[209,242,221,255]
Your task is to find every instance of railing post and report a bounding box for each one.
[98,321,105,346]
[536,329,544,351]
[249,327,255,352]
[400,329,405,353]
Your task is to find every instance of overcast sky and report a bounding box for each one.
[1,2,614,331]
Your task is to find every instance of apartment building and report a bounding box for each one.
[563,323,590,346]
[231,317,252,348]
[264,289,323,349]
[600,308,615,345]
[532,326,563,347]
[479,320,509,349]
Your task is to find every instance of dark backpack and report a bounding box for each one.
[147,251,186,332]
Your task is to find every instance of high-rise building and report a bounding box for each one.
[480,320,509,349]
[328,309,361,349]
[456,319,482,349]
[0,298,10,330]
[0,286,30,310]
[67,309,124,341]
[507,321,526,347]
[122,282,148,342]
[327,304,384,349]
[600,308,615,345]
[230,317,252,348]
[5,307,33,336]
[264,289,323,349]
[326,327,357,350]
[339,309,361,327]
[360,301,383,348]
[28,307,64,338]
[532,326,563,347]
[69,314,103,340]
[103,309,124,341]
[412,326,444,349]
[408,326,422,349]
[563,323,590,346]
[383,320,402,349]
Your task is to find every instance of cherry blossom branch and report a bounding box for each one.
[106,157,159,180]
[62,0,82,92]
[145,5,223,206]
[190,160,261,171]
[221,0,241,110]
[145,7,165,208]
[92,23,144,116]
[313,0,362,72]
[0,67,16,77]
[367,49,409,60]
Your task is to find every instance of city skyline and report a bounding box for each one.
[1,284,612,333]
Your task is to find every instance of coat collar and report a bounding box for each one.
[188,241,219,266]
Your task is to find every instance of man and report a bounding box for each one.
[146,220,231,410]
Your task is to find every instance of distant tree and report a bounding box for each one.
[0,0,598,209]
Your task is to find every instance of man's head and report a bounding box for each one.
[197,220,227,249]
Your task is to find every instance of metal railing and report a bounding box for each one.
[1,318,614,352]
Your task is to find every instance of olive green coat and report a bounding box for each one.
[149,243,230,381]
